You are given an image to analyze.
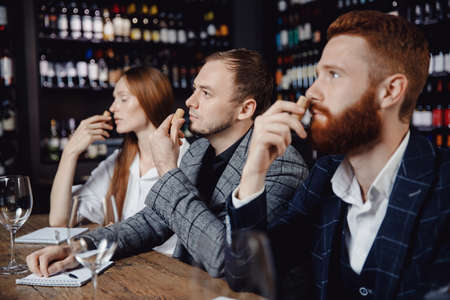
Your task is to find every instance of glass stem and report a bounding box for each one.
[91,268,98,300]
[9,230,17,268]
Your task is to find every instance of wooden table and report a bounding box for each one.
[0,214,264,300]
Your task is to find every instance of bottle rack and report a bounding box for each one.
[407,1,450,149]
[35,0,233,170]
[0,1,19,176]
[274,0,450,150]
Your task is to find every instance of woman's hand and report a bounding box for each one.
[63,115,113,158]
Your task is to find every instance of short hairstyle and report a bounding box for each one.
[327,10,429,122]
[205,48,274,119]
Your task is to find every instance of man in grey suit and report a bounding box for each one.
[26,49,309,278]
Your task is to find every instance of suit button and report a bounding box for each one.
[359,287,369,296]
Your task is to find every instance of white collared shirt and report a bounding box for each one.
[331,131,410,274]
[73,139,189,256]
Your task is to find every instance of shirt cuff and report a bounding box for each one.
[232,185,265,209]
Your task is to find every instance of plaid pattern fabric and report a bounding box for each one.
[226,132,450,299]
[84,128,308,277]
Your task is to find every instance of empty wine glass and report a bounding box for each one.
[67,195,118,299]
[0,175,33,275]
[238,231,277,299]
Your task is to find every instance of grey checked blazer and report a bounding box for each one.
[83,128,308,277]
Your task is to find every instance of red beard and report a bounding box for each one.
[310,87,382,155]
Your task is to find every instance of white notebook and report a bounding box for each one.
[15,227,88,245]
[16,261,114,287]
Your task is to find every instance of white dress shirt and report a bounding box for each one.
[232,132,411,275]
[331,131,410,274]
[73,139,189,256]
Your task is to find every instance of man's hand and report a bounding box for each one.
[238,100,307,199]
[149,113,185,177]
[26,245,79,277]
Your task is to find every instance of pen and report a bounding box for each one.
[68,273,78,279]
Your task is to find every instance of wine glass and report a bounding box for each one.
[0,175,33,275]
[67,195,118,299]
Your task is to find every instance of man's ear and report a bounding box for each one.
[237,98,257,120]
[377,73,408,109]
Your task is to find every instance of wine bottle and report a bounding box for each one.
[39,49,49,87]
[81,2,93,40]
[57,1,69,39]
[76,51,88,88]
[97,50,109,89]
[87,49,99,89]
[141,4,151,42]
[0,48,13,87]
[59,120,69,151]
[112,4,123,42]
[48,2,58,38]
[103,8,114,41]
[150,4,160,43]
[48,119,60,162]
[66,59,77,88]
[129,3,141,41]
[39,3,50,36]
[167,11,177,44]
[69,1,82,39]
[1,99,15,132]
[121,4,131,42]
[92,3,103,41]
[55,61,67,88]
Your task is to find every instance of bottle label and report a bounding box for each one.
[103,22,114,40]
[143,29,151,41]
[0,6,7,26]
[93,17,103,33]
[432,107,443,127]
[2,110,15,131]
[48,137,59,151]
[122,18,131,37]
[76,61,88,77]
[1,56,13,85]
[113,17,123,37]
[152,31,160,43]
[82,16,93,32]
[445,107,450,127]
[70,15,81,31]
[131,28,141,40]
[168,29,177,44]
[177,30,187,44]
[88,62,99,80]
[66,62,77,77]
[58,15,68,31]
[160,28,169,43]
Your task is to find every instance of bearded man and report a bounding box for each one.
[225,10,450,300]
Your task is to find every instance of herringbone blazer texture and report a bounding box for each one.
[226,132,450,299]
[84,128,308,277]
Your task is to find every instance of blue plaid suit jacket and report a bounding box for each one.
[226,132,450,299]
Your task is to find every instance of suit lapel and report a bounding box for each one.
[180,137,210,187]
[372,133,438,298]
[210,129,252,210]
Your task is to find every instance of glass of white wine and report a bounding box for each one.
[0,175,33,275]
[67,195,118,299]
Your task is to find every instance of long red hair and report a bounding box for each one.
[103,66,174,224]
